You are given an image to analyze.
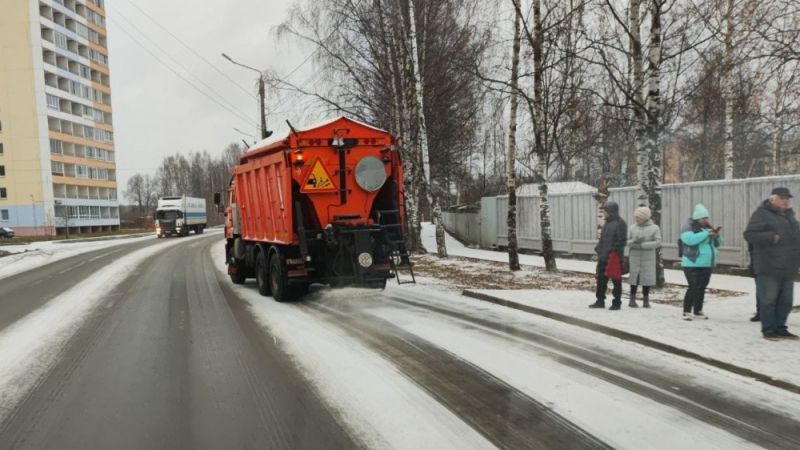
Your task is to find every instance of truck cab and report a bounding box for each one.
[155,196,207,237]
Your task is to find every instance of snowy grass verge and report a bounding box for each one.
[210,242,494,450]
[421,223,763,295]
[0,235,153,280]
[0,236,194,423]
[0,230,222,281]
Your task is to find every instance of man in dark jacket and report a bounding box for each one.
[590,201,628,310]
[743,187,800,340]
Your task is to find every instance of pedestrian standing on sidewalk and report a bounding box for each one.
[589,201,628,310]
[743,187,800,341]
[627,206,662,308]
[680,204,723,321]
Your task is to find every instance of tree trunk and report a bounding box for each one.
[722,0,735,180]
[506,6,522,272]
[532,0,556,271]
[772,130,783,175]
[408,0,446,257]
[629,0,647,206]
[646,0,665,287]
[594,178,610,240]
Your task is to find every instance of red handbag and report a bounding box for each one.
[605,251,623,281]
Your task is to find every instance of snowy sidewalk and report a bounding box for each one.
[421,223,800,389]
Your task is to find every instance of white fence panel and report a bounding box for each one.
[443,175,800,267]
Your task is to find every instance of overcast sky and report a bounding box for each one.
[107,0,312,193]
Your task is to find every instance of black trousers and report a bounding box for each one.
[596,260,622,304]
[683,268,712,313]
[630,285,650,296]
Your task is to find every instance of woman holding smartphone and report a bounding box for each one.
[679,204,724,320]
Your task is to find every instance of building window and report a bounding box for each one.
[51,161,64,176]
[77,165,87,178]
[0,187,7,199]
[0,165,4,176]
[46,94,60,110]
[0,209,8,221]
[0,143,3,154]
[54,32,68,49]
[50,139,62,154]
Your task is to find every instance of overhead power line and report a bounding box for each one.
[107,5,255,126]
[117,0,257,99]
[106,14,260,130]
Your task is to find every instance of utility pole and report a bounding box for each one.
[222,53,271,140]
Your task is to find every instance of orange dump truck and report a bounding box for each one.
[217,117,414,301]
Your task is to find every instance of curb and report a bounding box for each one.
[461,289,800,396]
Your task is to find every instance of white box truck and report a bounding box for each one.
[155,196,207,237]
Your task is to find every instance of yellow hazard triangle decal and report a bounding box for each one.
[301,159,337,192]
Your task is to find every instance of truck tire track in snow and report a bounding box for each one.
[0,235,356,450]
[300,300,612,450]
[379,289,800,450]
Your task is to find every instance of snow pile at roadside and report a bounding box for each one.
[0,238,187,423]
[210,243,494,450]
[0,234,154,280]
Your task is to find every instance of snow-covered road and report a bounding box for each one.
[0,233,798,449]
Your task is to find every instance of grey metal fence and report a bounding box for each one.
[443,175,800,267]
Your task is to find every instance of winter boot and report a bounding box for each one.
[629,292,638,308]
[609,301,622,311]
[749,313,760,322]
[682,312,693,321]
[642,293,650,309]
[589,300,605,309]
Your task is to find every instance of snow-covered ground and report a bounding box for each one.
[421,223,799,387]
[0,233,155,280]
[210,244,494,450]
[0,235,198,423]
[213,242,800,449]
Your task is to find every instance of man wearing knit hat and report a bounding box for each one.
[744,187,800,340]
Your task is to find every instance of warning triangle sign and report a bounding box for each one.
[301,159,337,193]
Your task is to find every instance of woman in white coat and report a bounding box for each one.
[627,206,662,308]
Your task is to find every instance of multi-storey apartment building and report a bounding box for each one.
[0,0,119,236]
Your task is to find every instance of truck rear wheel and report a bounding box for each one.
[255,251,271,296]
[228,249,246,285]
[269,252,298,302]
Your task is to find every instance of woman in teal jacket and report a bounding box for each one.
[680,204,724,320]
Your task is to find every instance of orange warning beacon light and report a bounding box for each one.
[220,116,414,301]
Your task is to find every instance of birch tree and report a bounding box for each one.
[408,0,447,257]
[645,0,665,285]
[506,6,522,271]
